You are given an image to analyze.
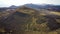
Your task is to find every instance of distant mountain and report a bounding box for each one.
[0,4,60,12]
[51,5,60,11]
[0,5,19,12]
[24,4,42,9]
[9,5,19,9]
[24,4,60,11]
[0,7,8,11]
[24,4,53,9]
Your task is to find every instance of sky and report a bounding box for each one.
[0,0,60,7]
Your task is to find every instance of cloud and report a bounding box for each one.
[0,0,60,7]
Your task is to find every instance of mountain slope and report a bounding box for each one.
[0,6,60,34]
